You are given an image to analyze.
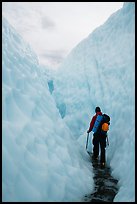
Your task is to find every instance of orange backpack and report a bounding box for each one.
[101,114,110,133]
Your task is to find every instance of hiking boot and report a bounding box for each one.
[100,162,105,168]
[92,155,98,161]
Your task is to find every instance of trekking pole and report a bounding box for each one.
[106,135,109,146]
[86,133,89,150]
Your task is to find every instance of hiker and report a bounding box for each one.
[87,107,109,167]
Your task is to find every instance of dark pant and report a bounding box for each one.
[93,133,106,163]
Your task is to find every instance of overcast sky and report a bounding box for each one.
[2,2,124,69]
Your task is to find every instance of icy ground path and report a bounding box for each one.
[82,153,119,202]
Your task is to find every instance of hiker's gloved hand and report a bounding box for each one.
[87,130,90,133]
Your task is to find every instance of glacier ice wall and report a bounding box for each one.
[2,17,94,202]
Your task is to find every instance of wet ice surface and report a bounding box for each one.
[83,153,119,202]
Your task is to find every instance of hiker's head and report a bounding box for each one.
[95,106,101,113]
